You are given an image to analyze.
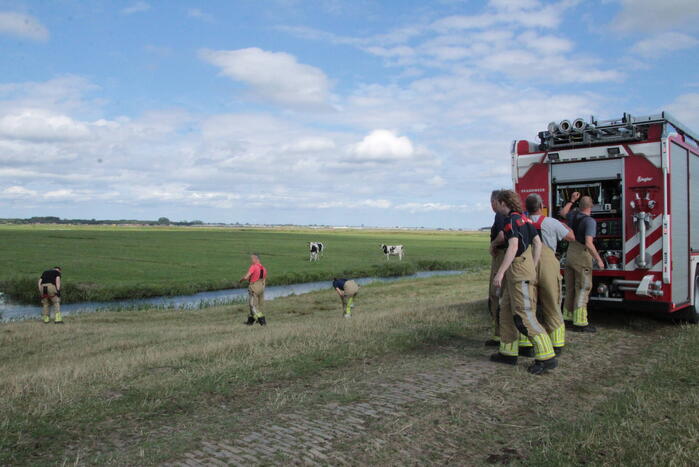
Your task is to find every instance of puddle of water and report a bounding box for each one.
[0,271,463,322]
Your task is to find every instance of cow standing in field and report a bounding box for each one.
[308,242,324,261]
[381,244,404,261]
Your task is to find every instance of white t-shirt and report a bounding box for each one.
[529,214,570,252]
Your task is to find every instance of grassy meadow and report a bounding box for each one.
[0,225,489,304]
[1,271,696,465]
[0,273,487,465]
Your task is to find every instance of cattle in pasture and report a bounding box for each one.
[308,242,324,261]
[380,244,404,261]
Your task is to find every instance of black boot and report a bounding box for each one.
[484,339,500,347]
[571,324,597,333]
[564,319,573,329]
[490,353,518,365]
[518,347,535,357]
[554,347,564,356]
[257,316,267,326]
[528,358,558,375]
[244,316,255,326]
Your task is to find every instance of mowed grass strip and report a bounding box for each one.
[0,225,488,303]
[523,322,699,467]
[0,272,486,465]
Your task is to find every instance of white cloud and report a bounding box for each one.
[395,202,467,213]
[613,0,699,33]
[666,93,699,130]
[0,185,37,199]
[316,199,392,209]
[199,48,332,109]
[0,11,48,41]
[187,8,215,22]
[0,109,90,141]
[351,129,415,161]
[518,31,573,55]
[432,0,567,32]
[121,2,150,15]
[0,75,100,116]
[631,32,699,57]
[280,4,619,86]
[283,137,336,153]
[427,175,446,187]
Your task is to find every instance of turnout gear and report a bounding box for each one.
[518,334,534,356]
[531,215,567,352]
[527,357,558,375]
[339,280,359,317]
[40,282,62,323]
[564,241,593,327]
[488,249,505,343]
[487,212,507,343]
[245,316,256,326]
[248,278,266,321]
[496,212,556,365]
[571,323,596,333]
[490,352,518,365]
[564,211,597,328]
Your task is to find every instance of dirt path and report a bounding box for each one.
[165,308,674,466]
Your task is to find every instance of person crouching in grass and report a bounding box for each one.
[333,278,359,318]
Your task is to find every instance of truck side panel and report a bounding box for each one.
[690,149,699,253]
[670,140,690,305]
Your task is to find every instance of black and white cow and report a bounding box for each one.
[308,242,325,261]
[380,244,404,261]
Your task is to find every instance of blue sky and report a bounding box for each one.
[1,0,698,228]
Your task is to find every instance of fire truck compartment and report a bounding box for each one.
[551,158,623,182]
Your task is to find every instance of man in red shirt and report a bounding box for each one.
[240,254,267,326]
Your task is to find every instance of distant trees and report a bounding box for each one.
[0,217,208,226]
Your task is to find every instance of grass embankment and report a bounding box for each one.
[0,225,488,304]
[0,273,486,465]
[525,324,699,466]
[2,272,696,465]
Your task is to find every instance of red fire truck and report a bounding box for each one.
[512,112,699,322]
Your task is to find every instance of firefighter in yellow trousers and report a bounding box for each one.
[486,189,507,346]
[240,254,267,326]
[333,278,359,318]
[491,190,558,375]
[560,193,605,333]
[526,194,575,354]
[38,266,63,324]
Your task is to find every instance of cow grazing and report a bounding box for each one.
[308,242,324,261]
[380,244,404,261]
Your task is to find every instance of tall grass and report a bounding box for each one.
[523,323,699,466]
[0,272,485,465]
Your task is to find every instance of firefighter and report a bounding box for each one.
[559,192,605,333]
[491,190,558,375]
[38,266,63,324]
[332,278,359,318]
[486,189,507,346]
[240,254,267,326]
[526,194,575,354]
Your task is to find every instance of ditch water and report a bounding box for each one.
[0,270,464,322]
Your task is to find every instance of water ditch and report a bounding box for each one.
[0,270,464,322]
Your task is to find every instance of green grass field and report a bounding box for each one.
[0,225,489,303]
